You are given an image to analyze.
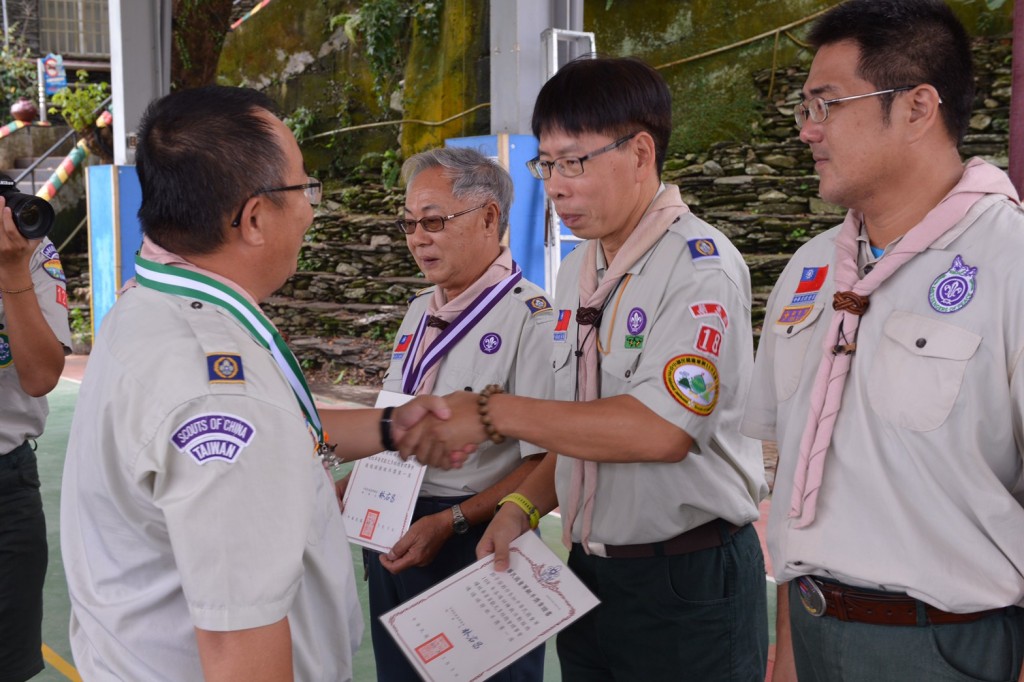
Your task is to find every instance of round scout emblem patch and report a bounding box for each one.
[626,307,647,335]
[479,333,502,354]
[929,255,976,314]
[663,354,719,416]
[0,333,11,368]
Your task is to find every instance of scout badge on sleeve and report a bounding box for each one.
[663,354,719,416]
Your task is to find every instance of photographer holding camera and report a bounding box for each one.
[0,181,69,681]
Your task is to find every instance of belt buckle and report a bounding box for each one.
[584,541,608,558]
[796,576,827,618]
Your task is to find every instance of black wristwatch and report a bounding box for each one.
[451,504,470,535]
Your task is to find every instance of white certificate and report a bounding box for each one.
[341,390,424,551]
[381,530,600,681]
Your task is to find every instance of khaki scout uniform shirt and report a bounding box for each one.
[554,207,766,545]
[0,238,71,453]
[61,285,362,681]
[743,194,1024,612]
[383,278,554,497]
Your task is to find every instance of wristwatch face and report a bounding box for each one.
[452,505,470,535]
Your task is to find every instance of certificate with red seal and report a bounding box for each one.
[381,531,599,681]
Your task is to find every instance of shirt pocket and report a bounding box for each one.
[551,343,574,399]
[770,302,826,403]
[600,349,642,388]
[868,310,981,431]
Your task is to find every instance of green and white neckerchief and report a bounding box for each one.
[134,255,330,457]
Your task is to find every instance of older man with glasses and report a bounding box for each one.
[741,1,1024,681]
[402,56,768,681]
[347,145,552,681]
[60,86,460,682]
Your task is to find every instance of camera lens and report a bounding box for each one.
[0,173,55,239]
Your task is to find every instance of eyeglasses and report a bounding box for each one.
[394,203,487,235]
[794,86,918,129]
[526,131,639,180]
[230,176,323,227]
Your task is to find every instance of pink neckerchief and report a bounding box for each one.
[405,247,515,395]
[789,158,1019,528]
[563,184,691,550]
[124,236,259,306]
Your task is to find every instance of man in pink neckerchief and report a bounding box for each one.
[741,1,1024,680]
[403,56,769,681]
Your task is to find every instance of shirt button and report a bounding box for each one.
[625,370,631,378]
[916,338,927,348]
[514,287,522,294]
[191,301,203,309]
[787,326,794,334]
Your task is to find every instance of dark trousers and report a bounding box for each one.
[790,581,1024,682]
[365,495,545,682]
[559,522,768,682]
[0,441,46,682]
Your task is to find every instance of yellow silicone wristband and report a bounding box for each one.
[497,492,540,530]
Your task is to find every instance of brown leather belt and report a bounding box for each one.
[796,576,1007,626]
[580,519,742,559]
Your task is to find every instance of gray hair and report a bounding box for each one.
[401,146,514,239]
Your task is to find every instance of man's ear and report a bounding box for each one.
[633,131,658,182]
[483,201,500,231]
[234,196,270,247]
[905,84,944,142]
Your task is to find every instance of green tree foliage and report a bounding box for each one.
[0,25,39,115]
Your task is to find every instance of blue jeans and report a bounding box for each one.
[365,495,545,682]
[559,522,768,681]
[790,581,1024,682]
[0,441,46,682]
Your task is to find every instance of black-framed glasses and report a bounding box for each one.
[230,176,322,227]
[394,203,487,234]
[526,131,639,180]
[794,86,918,129]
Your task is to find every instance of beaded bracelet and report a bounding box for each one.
[477,384,506,444]
[496,492,541,529]
[379,405,397,451]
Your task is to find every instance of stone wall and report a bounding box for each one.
[260,35,1011,383]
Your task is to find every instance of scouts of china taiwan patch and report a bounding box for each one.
[690,301,729,328]
[554,309,571,342]
[687,238,720,261]
[526,296,551,316]
[929,255,977,314]
[664,354,719,416]
[170,413,256,465]
[207,354,245,384]
[0,333,11,368]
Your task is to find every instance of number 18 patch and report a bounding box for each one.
[694,324,722,358]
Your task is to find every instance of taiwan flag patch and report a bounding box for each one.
[795,265,829,293]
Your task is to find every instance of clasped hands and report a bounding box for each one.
[392,390,492,469]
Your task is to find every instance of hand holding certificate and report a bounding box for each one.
[381,531,599,681]
[342,391,425,551]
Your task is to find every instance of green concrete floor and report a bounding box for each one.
[36,378,774,681]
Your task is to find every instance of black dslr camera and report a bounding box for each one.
[0,173,55,239]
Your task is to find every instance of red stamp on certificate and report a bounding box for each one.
[360,510,380,539]
[415,633,453,663]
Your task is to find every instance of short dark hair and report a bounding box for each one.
[531,56,672,175]
[809,0,974,145]
[135,86,287,255]
[401,146,515,239]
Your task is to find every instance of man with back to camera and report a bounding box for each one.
[740,1,1024,680]
[60,85,458,682]
[402,56,769,681]
[352,145,549,681]
[0,204,70,681]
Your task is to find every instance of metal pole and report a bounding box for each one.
[2,0,9,48]
[37,58,47,123]
[1010,1,1024,196]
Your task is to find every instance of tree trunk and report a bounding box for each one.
[171,0,234,90]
